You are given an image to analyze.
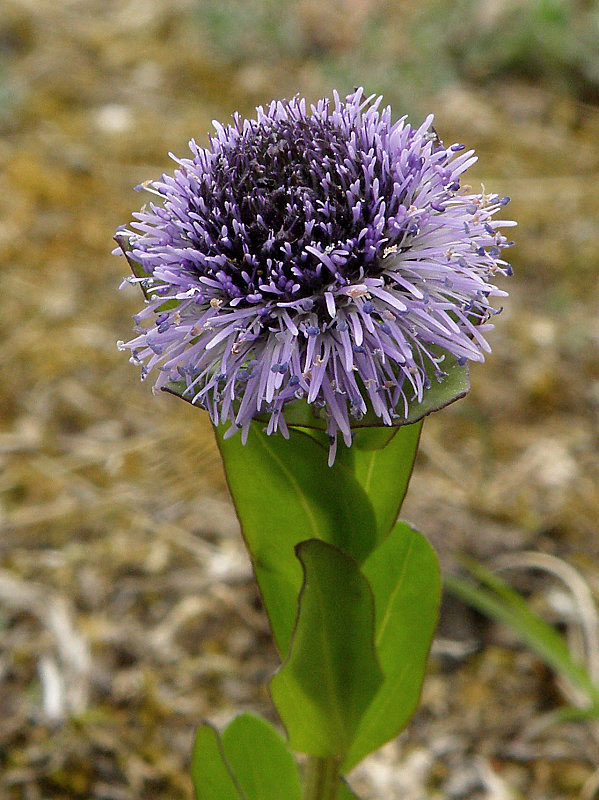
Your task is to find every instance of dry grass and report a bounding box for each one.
[1,1,599,797]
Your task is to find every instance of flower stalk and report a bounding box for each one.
[303,757,340,800]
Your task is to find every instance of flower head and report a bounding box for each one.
[116,89,514,462]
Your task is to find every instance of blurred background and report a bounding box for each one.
[1,0,598,798]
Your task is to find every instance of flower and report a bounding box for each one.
[116,88,514,463]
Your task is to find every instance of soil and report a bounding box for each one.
[1,2,598,798]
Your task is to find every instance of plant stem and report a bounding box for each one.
[303,756,340,800]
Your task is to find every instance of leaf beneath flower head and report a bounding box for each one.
[164,353,469,430]
[334,422,423,540]
[165,357,458,545]
[214,422,380,655]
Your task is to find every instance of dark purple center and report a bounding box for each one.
[183,115,412,307]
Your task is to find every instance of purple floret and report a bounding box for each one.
[116,88,514,463]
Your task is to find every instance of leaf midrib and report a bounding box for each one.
[255,434,320,539]
[375,535,414,649]
[312,560,348,754]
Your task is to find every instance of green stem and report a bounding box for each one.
[303,756,340,800]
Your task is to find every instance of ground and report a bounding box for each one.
[1,1,599,798]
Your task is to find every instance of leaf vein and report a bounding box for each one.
[256,435,320,539]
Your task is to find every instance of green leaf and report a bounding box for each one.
[337,779,360,799]
[214,423,378,655]
[335,423,423,540]
[445,561,599,707]
[114,231,179,310]
[191,723,245,800]
[114,232,149,290]
[221,714,301,800]
[192,716,304,800]
[523,704,599,733]
[165,354,469,432]
[344,522,441,770]
[270,540,384,761]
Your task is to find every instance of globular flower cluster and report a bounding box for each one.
[117,88,514,462]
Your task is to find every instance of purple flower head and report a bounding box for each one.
[116,89,514,463]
